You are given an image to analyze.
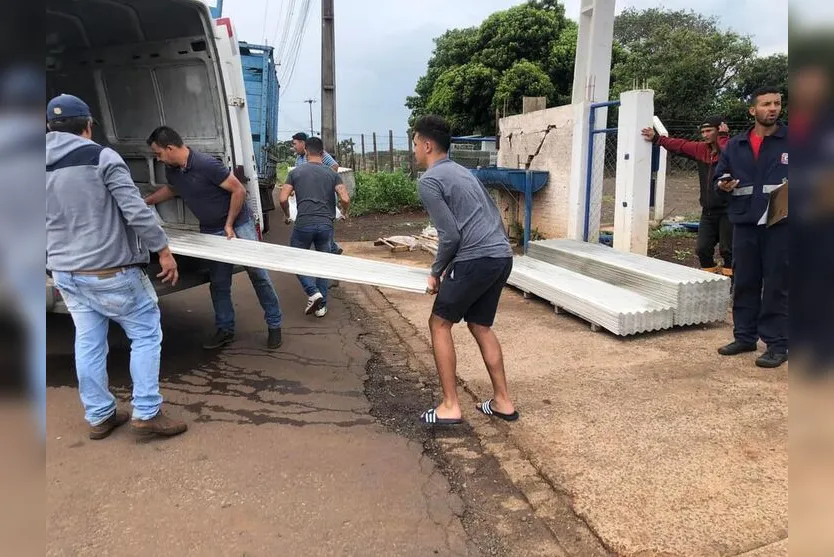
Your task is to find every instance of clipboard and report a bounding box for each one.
[766,179,788,227]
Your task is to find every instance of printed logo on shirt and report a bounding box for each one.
[780,152,788,165]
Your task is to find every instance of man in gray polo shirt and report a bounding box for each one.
[412,115,518,426]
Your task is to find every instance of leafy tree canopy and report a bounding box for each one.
[407,4,788,134]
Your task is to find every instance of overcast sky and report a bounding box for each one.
[216,0,788,143]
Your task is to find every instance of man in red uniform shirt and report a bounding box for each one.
[642,117,732,275]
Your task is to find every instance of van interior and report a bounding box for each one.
[46,0,233,286]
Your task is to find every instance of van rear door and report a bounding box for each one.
[45,0,250,232]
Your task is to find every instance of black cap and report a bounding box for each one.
[292,132,309,141]
[699,115,724,130]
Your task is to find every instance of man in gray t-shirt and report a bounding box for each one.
[279,137,350,318]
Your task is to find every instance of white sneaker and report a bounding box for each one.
[315,306,328,318]
[305,292,324,315]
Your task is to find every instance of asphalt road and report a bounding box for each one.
[45,227,477,557]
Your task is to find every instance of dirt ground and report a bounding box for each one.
[648,233,701,267]
[337,210,430,243]
[602,172,702,226]
[336,225,787,556]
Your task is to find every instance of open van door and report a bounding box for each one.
[45,0,259,311]
[210,15,264,238]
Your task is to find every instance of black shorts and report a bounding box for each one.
[432,257,513,327]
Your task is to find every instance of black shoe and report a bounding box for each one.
[717,341,758,356]
[267,328,282,349]
[756,351,788,368]
[203,329,234,349]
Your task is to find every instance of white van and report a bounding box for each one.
[46,0,261,312]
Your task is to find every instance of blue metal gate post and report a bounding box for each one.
[524,170,532,253]
[583,100,620,242]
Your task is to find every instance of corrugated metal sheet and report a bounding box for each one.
[166,229,429,294]
[528,239,731,326]
[509,257,675,336]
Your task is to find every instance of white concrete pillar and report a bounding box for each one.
[652,115,669,221]
[567,0,616,243]
[566,101,590,241]
[571,0,616,105]
[614,90,655,255]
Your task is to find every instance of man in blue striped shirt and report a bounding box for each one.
[292,132,339,170]
[292,132,344,255]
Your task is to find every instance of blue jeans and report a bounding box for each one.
[52,267,163,425]
[290,223,333,304]
[207,218,282,332]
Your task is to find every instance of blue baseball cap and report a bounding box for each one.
[46,94,92,122]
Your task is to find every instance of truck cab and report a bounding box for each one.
[46,0,260,312]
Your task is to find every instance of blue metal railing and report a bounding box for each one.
[583,100,620,242]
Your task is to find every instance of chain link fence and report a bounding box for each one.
[594,121,755,225]
[328,132,415,174]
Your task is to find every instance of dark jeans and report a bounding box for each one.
[697,211,733,268]
[208,219,283,332]
[290,223,333,304]
[732,222,788,352]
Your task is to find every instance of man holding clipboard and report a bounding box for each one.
[713,86,789,368]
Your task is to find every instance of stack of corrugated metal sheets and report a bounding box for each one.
[165,229,429,294]
[509,257,675,336]
[527,239,731,326]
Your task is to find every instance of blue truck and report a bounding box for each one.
[239,41,280,231]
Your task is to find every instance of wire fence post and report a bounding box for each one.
[406,128,414,177]
[388,130,394,172]
[360,134,366,172]
[372,132,379,172]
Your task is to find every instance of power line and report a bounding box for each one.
[274,0,297,60]
[278,0,313,92]
[260,0,270,45]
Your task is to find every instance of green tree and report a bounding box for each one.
[407,4,787,134]
[474,2,567,73]
[424,63,498,134]
[405,27,479,123]
[406,0,572,134]
[611,8,757,124]
[713,54,788,124]
[493,60,555,115]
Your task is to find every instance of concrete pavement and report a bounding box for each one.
[46,228,575,556]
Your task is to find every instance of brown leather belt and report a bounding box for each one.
[74,266,138,279]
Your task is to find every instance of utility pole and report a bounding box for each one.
[304,98,316,137]
[321,0,337,153]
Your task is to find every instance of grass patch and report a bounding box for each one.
[351,171,422,217]
[649,227,697,241]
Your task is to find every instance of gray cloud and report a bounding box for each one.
[220,0,787,140]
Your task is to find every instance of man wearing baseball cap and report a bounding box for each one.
[642,116,733,276]
[46,93,187,439]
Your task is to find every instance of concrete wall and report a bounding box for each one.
[497,105,574,239]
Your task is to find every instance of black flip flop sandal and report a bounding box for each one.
[476,399,519,422]
[419,408,463,425]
